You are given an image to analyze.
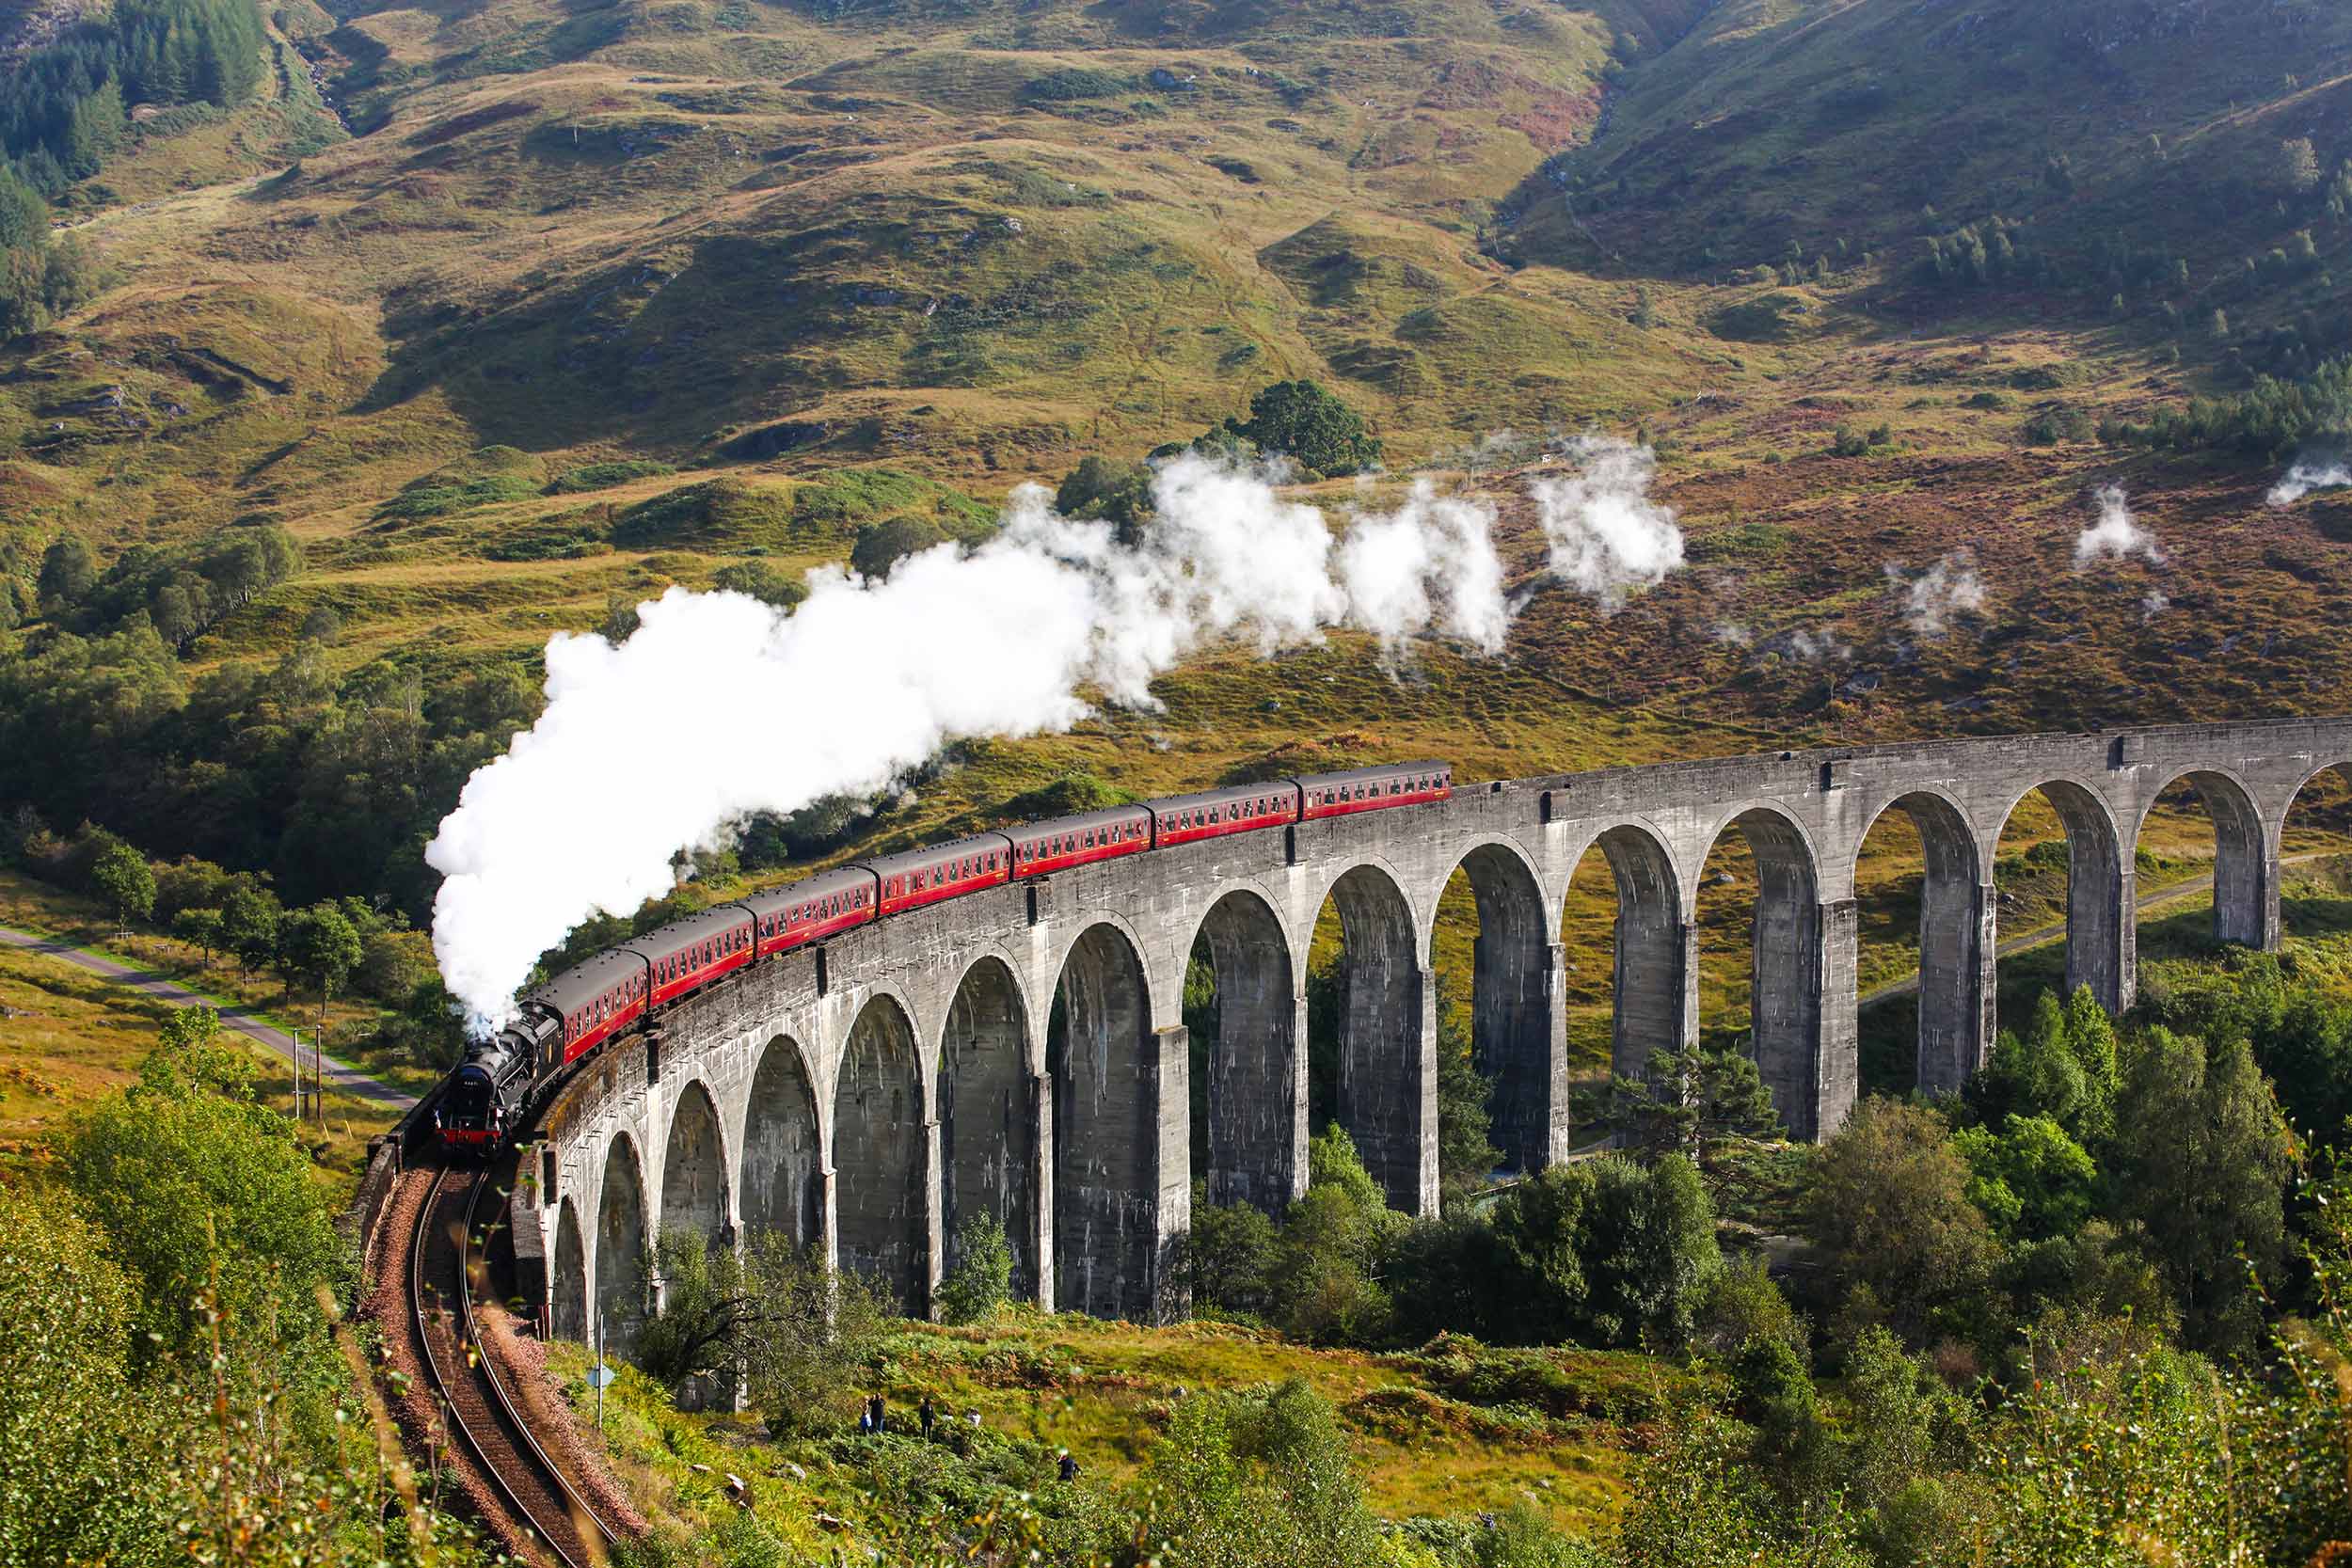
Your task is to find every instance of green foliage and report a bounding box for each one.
[850,514,947,578]
[1053,454,1155,541]
[1613,1398,1870,1568]
[1022,68,1133,102]
[1612,1043,1780,1176]
[1486,1154,1719,1350]
[1804,1098,1997,1339]
[547,458,676,494]
[1222,379,1382,477]
[743,1239,890,1438]
[1186,1182,1280,1321]
[278,900,361,1008]
[710,558,809,612]
[63,1040,346,1356]
[1707,293,1800,342]
[1137,1379,1386,1568]
[937,1212,1014,1325]
[0,1185,151,1568]
[1952,1114,2096,1243]
[157,1000,221,1052]
[89,835,156,928]
[0,169,99,340]
[636,1230,753,1387]
[2106,1027,2291,1355]
[1278,1127,1394,1343]
[1692,1253,1806,1362]
[2107,356,2352,459]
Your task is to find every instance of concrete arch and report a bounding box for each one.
[2138,765,2271,950]
[742,1034,823,1251]
[596,1132,650,1360]
[1184,887,1306,1212]
[1565,819,1690,1086]
[1994,778,2131,1014]
[834,993,927,1314]
[1038,909,1164,1036]
[659,1078,730,1253]
[1438,837,1560,1176]
[1314,859,1434,1214]
[1700,804,1831,1140]
[552,1196,587,1344]
[938,955,1038,1301]
[1049,921,1161,1321]
[1857,789,1993,1096]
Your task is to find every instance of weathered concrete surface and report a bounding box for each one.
[515,718,2352,1351]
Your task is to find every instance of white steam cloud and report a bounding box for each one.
[2074,485,2165,568]
[1885,550,1989,636]
[1532,436,1686,608]
[428,453,1527,1030]
[2267,462,2352,507]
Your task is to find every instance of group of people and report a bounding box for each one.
[855,1393,1080,1481]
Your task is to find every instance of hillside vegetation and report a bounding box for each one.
[0,0,2348,941]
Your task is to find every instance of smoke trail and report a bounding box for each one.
[2267,461,2352,507]
[1336,480,1511,656]
[426,454,1516,1029]
[1885,550,1989,636]
[1532,436,1686,608]
[2074,485,2164,568]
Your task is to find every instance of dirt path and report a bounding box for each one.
[0,923,418,1107]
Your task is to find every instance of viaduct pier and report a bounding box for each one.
[497,718,2351,1352]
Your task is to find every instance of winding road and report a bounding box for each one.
[0,924,418,1107]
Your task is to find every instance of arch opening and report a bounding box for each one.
[2137,771,2268,955]
[1308,864,1429,1214]
[1047,924,1159,1320]
[1436,845,1554,1179]
[659,1081,729,1254]
[1992,783,2128,1021]
[938,958,1037,1300]
[1567,826,1685,1090]
[1853,794,1988,1099]
[742,1037,822,1252]
[595,1134,648,1360]
[2280,764,2352,942]
[1696,809,1825,1138]
[834,996,926,1314]
[552,1196,587,1344]
[1185,891,1303,1213]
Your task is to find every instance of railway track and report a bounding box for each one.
[406,1160,620,1568]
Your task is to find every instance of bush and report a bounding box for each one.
[850,515,946,578]
[938,1212,1013,1325]
[1223,379,1382,477]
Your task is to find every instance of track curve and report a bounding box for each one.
[404,1160,621,1568]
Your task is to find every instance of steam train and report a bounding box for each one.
[437,760,1453,1153]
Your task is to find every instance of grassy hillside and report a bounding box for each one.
[1,0,2349,973]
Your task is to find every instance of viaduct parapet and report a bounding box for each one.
[504,717,2352,1351]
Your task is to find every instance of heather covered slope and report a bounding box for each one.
[1,0,2350,857]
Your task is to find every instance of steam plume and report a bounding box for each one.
[1886,550,1989,636]
[2267,462,2352,507]
[427,454,1518,1029]
[2074,485,2164,568]
[1533,436,1686,608]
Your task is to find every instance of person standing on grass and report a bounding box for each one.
[919,1396,934,1438]
[1057,1450,1079,1483]
[867,1392,887,1434]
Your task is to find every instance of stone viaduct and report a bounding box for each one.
[506,717,2352,1353]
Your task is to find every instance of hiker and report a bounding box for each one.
[857,1408,872,1436]
[1057,1451,1079,1483]
[918,1396,935,1438]
[866,1393,886,1434]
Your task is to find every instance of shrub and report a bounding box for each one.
[938,1212,1014,1325]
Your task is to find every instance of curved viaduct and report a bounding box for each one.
[507,717,2351,1350]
